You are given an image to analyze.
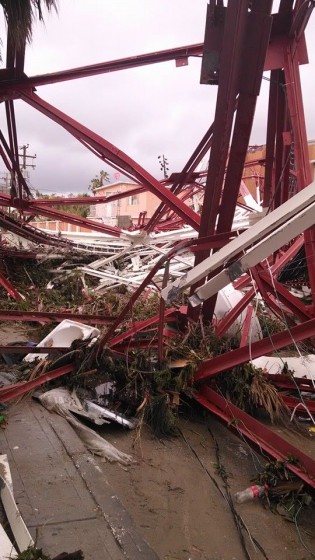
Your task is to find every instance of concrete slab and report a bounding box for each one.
[0,400,159,560]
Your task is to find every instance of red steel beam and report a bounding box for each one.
[145,123,214,232]
[215,288,255,338]
[17,91,200,231]
[0,44,204,89]
[190,1,249,323]
[240,304,254,347]
[97,241,190,352]
[233,236,304,291]
[202,2,272,319]
[0,129,32,198]
[257,267,311,322]
[0,209,75,248]
[0,18,309,94]
[284,44,311,191]
[194,386,315,488]
[0,364,75,403]
[29,187,146,206]
[273,70,289,210]
[281,394,315,416]
[0,346,70,354]
[109,307,177,348]
[0,193,123,237]
[0,271,22,301]
[195,317,315,383]
[216,4,272,232]
[197,1,248,243]
[266,373,315,393]
[0,309,114,325]
[251,267,297,327]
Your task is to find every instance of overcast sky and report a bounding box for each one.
[0,0,314,195]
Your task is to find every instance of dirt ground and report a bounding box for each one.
[0,324,314,560]
[99,415,315,560]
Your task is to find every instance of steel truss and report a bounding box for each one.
[1,1,315,487]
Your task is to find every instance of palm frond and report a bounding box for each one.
[250,369,289,423]
[1,0,57,50]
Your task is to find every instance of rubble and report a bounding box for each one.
[0,0,315,556]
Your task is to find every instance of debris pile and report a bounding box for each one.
[11,548,84,560]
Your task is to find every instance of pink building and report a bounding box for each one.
[89,181,160,227]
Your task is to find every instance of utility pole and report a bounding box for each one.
[158,154,169,179]
[18,144,37,171]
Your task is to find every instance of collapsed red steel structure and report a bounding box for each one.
[1,0,315,486]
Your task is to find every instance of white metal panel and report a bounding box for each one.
[189,199,315,305]
[0,475,34,552]
[0,524,17,559]
[161,181,315,301]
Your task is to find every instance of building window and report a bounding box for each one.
[128,195,139,205]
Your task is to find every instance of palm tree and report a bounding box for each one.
[0,0,57,52]
[89,170,110,195]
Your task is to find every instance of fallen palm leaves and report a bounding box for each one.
[255,459,314,520]
[11,547,84,560]
[215,363,290,423]
[0,317,294,437]
[0,258,307,437]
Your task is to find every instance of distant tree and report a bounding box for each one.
[89,170,110,194]
[35,191,91,219]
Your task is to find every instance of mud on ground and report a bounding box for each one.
[100,416,315,560]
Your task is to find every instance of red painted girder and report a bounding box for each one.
[217,6,272,232]
[290,0,314,40]
[145,123,214,232]
[158,262,170,363]
[26,186,146,206]
[190,2,249,322]
[97,241,190,351]
[0,44,204,89]
[281,394,315,415]
[0,364,75,403]
[266,373,315,393]
[5,101,19,199]
[29,195,111,205]
[284,43,312,190]
[108,308,177,348]
[201,3,272,320]
[0,22,309,94]
[264,72,278,208]
[198,1,248,242]
[252,267,297,328]
[189,233,237,252]
[0,309,114,325]
[0,209,74,248]
[258,267,311,322]
[0,271,22,301]
[0,249,37,259]
[19,91,200,231]
[215,288,255,338]
[0,194,123,237]
[0,346,69,354]
[194,386,315,488]
[240,304,254,347]
[194,317,315,382]
[274,70,288,210]
[233,236,304,291]
[0,129,32,198]
[304,228,315,315]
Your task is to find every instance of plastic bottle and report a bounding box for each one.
[234,484,268,504]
